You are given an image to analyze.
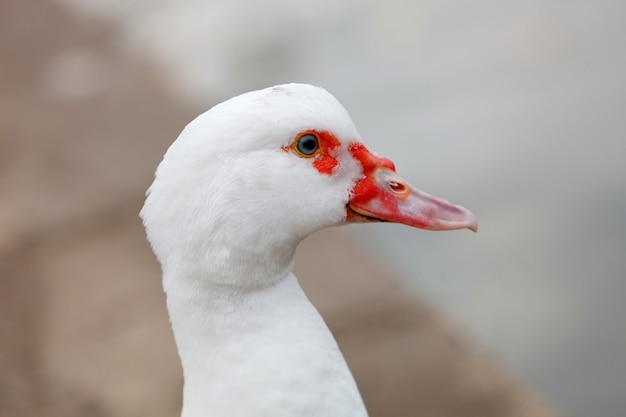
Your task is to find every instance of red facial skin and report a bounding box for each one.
[282,130,340,175]
[285,131,477,232]
[311,131,340,175]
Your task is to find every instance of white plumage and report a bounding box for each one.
[141,83,476,417]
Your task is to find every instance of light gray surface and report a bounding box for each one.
[56,1,626,416]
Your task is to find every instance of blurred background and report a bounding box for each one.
[1,0,624,416]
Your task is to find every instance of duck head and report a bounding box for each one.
[141,84,476,285]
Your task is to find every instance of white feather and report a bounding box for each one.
[141,84,369,417]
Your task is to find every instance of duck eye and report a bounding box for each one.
[294,133,320,157]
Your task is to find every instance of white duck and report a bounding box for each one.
[141,83,477,417]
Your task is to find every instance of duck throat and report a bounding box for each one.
[163,272,368,417]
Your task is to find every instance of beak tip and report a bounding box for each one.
[455,204,478,233]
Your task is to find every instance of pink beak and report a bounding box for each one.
[346,143,478,232]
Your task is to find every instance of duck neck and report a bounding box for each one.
[162,266,367,417]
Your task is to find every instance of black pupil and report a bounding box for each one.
[296,134,319,155]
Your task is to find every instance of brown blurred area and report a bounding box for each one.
[0,1,562,416]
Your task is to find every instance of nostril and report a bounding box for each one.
[388,181,406,193]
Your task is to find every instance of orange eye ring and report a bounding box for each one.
[291,131,321,158]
